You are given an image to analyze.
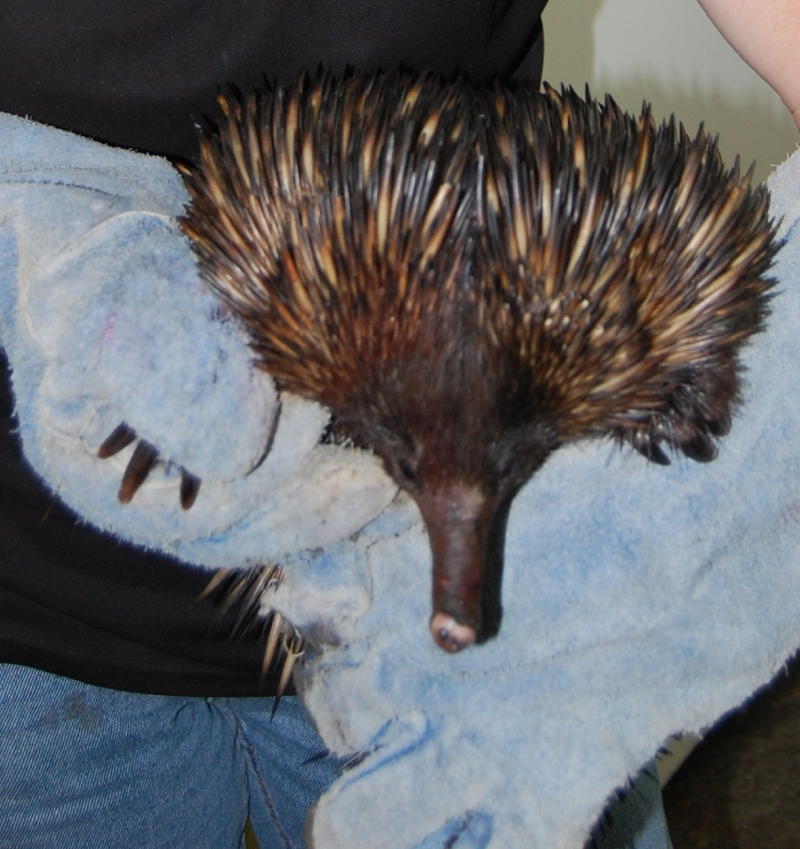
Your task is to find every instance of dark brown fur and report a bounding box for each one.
[180,71,778,652]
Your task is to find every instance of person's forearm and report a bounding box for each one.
[697,0,800,130]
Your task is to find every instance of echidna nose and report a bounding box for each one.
[430,613,477,653]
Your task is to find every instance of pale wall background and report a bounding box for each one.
[541,0,799,184]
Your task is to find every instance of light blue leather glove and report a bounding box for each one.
[0,112,395,569]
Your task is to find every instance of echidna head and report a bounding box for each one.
[334,308,563,651]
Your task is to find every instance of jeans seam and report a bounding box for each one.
[239,719,294,849]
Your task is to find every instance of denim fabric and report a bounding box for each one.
[0,664,340,849]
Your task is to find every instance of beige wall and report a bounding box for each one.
[542,0,798,183]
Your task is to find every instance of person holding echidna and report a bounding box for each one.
[0,2,799,849]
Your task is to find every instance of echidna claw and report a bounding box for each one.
[632,438,671,467]
[97,422,137,458]
[708,412,732,438]
[681,433,718,463]
[118,439,159,503]
[98,422,202,509]
[180,468,202,509]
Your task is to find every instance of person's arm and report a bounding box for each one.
[697,0,800,130]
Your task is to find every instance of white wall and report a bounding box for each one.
[542,0,798,183]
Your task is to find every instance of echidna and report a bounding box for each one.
[178,71,778,654]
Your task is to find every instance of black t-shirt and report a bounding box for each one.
[0,0,547,695]
[0,0,546,160]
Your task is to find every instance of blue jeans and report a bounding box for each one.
[0,664,341,849]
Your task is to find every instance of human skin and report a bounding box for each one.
[697,0,800,130]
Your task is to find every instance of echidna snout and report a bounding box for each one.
[415,484,500,651]
[415,483,514,652]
